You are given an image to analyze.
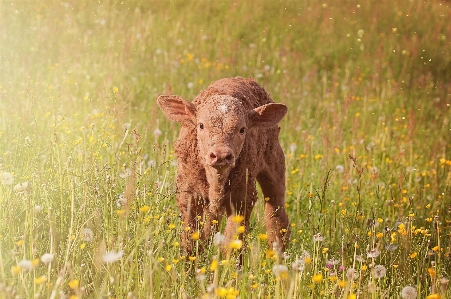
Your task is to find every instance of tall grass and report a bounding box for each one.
[0,0,450,298]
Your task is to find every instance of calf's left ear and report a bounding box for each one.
[157,95,196,123]
[248,103,288,128]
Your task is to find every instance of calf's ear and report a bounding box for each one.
[157,95,196,123]
[249,103,288,128]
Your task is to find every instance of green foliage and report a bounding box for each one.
[0,1,450,298]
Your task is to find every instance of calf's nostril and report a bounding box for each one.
[210,152,217,160]
[225,153,233,161]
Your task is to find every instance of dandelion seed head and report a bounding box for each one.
[335,165,344,173]
[372,264,387,279]
[102,250,123,263]
[1,172,14,185]
[81,228,94,242]
[401,286,417,299]
[213,232,225,246]
[14,181,29,192]
[40,253,54,264]
[367,248,381,258]
[18,259,34,271]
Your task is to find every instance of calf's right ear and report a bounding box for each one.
[157,95,196,123]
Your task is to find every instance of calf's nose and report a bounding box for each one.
[207,148,235,167]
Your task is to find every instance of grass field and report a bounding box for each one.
[1,0,450,298]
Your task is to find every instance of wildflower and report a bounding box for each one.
[210,258,218,271]
[188,256,196,261]
[18,259,34,271]
[385,243,398,251]
[258,233,268,241]
[119,168,131,179]
[216,287,228,298]
[1,172,14,185]
[232,215,244,223]
[11,265,21,275]
[346,267,359,280]
[139,205,150,213]
[213,232,225,246]
[289,143,297,153]
[187,82,194,89]
[338,279,347,287]
[165,264,172,272]
[292,259,306,272]
[34,275,47,285]
[401,286,417,299]
[313,233,324,242]
[367,248,381,258]
[372,264,387,279]
[196,267,206,281]
[81,228,94,242]
[113,86,118,93]
[409,252,417,259]
[272,264,289,279]
[40,253,54,264]
[35,205,43,212]
[236,226,245,234]
[116,194,127,207]
[229,239,243,250]
[14,181,29,192]
[335,165,344,173]
[312,273,323,283]
[68,279,79,289]
[153,128,162,138]
[428,268,436,277]
[102,250,124,263]
[191,231,200,240]
[426,294,441,299]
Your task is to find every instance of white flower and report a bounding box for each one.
[35,205,43,212]
[401,286,417,299]
[14,181,29,192]
[335,165,344,173]
[372,264,387,279]
[119,168,131,179]
[18,259,34,271]
[406,166,415,173]
[81,228,94,242]
[187,82,194,89]
[313,233,324,242]
[213,232,225,246]
[1,172,14,185]
[116,194,127,207]
[40,253,54,264]
[153,128,162,138]
[289,143,297,154]
[367,248,381,258]
[102,250,124,263]
[346,267,359,280]
[272,264,288,277]
[195,268,206,281]
[292,259,305,272]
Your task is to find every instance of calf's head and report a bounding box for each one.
[157,94,287,174]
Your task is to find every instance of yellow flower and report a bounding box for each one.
[68,279,79,289]
[139,205,150,213]
[432,246,440,252]
[210,259,218,271]
[410,252,417,259]
[31,258,40,267]
[34,275,47,285]
[165,264,172,272]
[329,275,338,282]
[312,273,323,283]
[117,209,125,215]
[188,256,196,261]
[229,240,243,250]
[232,215,244,223]
[236,226,245,234]
[376,232,384,239]
[15,239,24,246]
[258,233,268,241]
[168,224,176,229]
[428,267,436,277]
[322,247,329,254]
[191,231,200,240]
[216,287,228,297]
[426,294,441,299]
[338,280,347,287]
[212,219,219,224]
[80,243,86,249]
[113,86,118,93]
[11,266,21,275]
[348,294,356,299]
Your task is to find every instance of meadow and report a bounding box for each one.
[0,0,450,298]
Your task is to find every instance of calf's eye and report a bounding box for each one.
[199,123,204,130]
[239,127,245,134]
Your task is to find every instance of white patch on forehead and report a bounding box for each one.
[219,104,228,114]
